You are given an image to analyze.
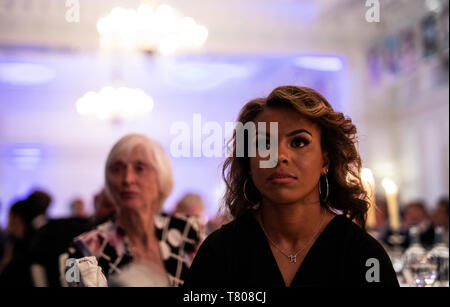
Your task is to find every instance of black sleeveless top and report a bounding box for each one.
[184,211,399,287]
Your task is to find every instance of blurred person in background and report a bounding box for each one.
[65,134,201,287]
[430,197,449,246]
[401,200,431,232]
[70,198,88,219]
[380,200,435,249]
[25,190,115,287]
[17,190,91,287]
[185,85,399,287]
[172,193,206,222]
[0,190,52,286]
[91,188,117,227]
[25,190,52,234]
[29,213,92,287]
[431,197,449,230]
[0,200,34,287]
[172,193,207,241]
[401,200,435,249]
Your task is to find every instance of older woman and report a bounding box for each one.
[66,134,201,286]
[185,86,399,287]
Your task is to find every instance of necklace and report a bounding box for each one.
[259,211,325,264]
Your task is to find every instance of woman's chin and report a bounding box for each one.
[119,199,143,210]
[263,191,303,205]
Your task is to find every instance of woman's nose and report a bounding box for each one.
[277,143,289,165]
[123,166,136,184]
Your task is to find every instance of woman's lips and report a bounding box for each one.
[268,177,296,184]
[267,172,297,184]
[120,191,139,199]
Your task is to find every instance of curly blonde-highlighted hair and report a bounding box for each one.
[222,85,369,229]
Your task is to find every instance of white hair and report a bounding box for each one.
[175,193,205,211]
[104,133,174,212]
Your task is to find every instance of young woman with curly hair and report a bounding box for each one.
[185,86,399,287]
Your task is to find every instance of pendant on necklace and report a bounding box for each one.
[288,255,297,263]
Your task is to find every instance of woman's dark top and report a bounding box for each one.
[184,210,399,287]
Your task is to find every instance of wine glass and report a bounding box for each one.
[426,241,449,287]
[411,260,438,287]
[403,245,438,287]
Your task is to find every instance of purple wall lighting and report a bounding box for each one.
[0,51,347,227]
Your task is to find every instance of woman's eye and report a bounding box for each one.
[135,163,149,173]
[291,138,308,148]
[110,165,121,173]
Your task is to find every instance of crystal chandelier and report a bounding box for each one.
[77,3,206,122]
[76,86,154,121]
[96,4,208,54]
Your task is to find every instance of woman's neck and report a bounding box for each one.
[258,197,333,248]
[118,208,157,249]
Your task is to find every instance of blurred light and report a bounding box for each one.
[12,147,42,170]
[0,62,55,85]
[13,148,41,156]
[97,4,208,54]
[164,60,255,90]
[361,168,375,185]
[76,86,154,121]
[382,178,398,195]
[425,0,442,13]
[293,55,344,71]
